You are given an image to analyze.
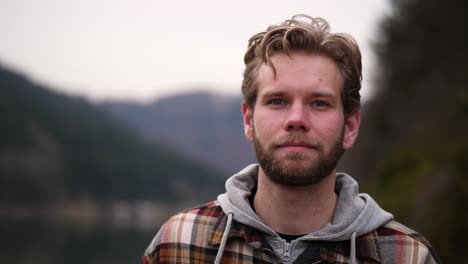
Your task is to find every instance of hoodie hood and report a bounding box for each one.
[217,164,393,242]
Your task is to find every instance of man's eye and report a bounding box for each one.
[312,101,330,108]
[268,98,286,105]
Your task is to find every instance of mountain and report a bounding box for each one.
[0,65,225,205]
[101,91,256,175]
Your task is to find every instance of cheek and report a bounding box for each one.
[315,117,345,141]
[252,114,277,137]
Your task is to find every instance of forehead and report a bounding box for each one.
[256,52,343,97]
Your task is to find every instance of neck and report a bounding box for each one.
[253,168,338,235]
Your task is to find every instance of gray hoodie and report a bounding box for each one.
[217,164,393,264]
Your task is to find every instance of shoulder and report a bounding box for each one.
[159,200,224,242]
[375,220,441,263]
[142,201,225,263]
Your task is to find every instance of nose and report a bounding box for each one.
[285,104,310,132]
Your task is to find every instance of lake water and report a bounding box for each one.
[1,218,159,264]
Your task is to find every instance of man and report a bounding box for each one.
[142,15,440,263]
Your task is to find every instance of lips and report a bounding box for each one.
[278,142,316,148]
[274,141,319,152]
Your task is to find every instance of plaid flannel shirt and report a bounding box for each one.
[142,201,440,263]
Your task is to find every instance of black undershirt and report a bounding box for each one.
[249,190,307,243]
[276,232,306,243]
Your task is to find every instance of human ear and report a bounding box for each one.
[242,102,254,142]
[343,109,360,150]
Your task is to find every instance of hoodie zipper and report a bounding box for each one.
[282,240,292,263]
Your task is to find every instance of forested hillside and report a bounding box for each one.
[345,0,467,261]
[102,92,256,175]
[0,65,225,205]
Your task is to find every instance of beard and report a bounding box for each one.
[253,128,345,187]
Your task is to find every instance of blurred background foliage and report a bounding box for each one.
[351,0,467,261]
[1,0,466,262]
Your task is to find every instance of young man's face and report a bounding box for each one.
[242,52,360,186]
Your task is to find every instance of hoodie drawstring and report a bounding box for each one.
[350,232,356,264]
[214,213,233,264]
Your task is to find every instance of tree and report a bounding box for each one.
[354,0,468,261]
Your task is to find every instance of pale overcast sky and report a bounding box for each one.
[0,0,391,103]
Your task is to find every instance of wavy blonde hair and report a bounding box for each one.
[241,15,362,118]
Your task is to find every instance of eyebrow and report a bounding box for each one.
[261,90,337,99]
[261,91,287,98]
